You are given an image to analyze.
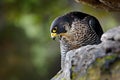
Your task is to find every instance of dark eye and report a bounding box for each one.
[52,27,57,33]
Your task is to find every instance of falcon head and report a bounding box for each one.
[50,15,71,40]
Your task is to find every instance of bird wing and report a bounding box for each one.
[88,16,104,38]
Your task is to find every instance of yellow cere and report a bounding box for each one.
[51,33,57,37]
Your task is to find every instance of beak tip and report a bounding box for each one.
[51,36,56,40]
[53,37,56,40]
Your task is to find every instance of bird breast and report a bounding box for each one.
[60,19,100,54]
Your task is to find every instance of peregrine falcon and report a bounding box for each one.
[50,11,103,69]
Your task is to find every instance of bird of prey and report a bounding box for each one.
[50,11,103,69]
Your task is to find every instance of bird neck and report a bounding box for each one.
[60,41,69,55]
[60,41,69,69]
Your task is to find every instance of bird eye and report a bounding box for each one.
[52,27,57,33]
[52,29,56,33]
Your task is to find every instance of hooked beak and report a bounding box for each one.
[51,33,57,40]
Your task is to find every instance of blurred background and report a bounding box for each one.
[0,0,119,80]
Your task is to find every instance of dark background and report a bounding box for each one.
[0,0,119,80]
